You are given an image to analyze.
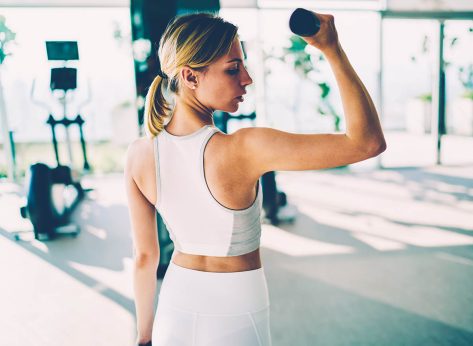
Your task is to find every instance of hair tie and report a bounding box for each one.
[157,69,168,79]
[156,57,168,79]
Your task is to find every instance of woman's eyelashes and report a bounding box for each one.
[227,65,248,75]
[227,64,239,74]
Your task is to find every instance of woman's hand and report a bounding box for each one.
[298,12,339,54]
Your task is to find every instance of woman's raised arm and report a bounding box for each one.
[235,12,386,177]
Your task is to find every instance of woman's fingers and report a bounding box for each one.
[299,12,339,53]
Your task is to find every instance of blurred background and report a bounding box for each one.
[0,1,472,345]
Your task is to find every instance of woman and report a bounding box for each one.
[125,11,386,346]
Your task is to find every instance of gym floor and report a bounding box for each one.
[1,142,473,345]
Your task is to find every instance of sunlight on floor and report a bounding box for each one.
[261,224,356,256]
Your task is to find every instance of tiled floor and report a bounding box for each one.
[1,163,472,345]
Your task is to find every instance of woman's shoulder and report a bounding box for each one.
[125,136,156,176]
[127,136,155,156]
[124,136,158,206]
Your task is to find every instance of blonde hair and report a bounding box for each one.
[145,12,239,138]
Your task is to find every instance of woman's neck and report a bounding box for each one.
[167,97,215,132]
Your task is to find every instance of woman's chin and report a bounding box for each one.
[220,104,239,113]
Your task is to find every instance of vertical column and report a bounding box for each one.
[432,20,446,165]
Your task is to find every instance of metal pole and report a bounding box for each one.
[433,20,446,165]
[62,91,74,167]
[47,114,61,165]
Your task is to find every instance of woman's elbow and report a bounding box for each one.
[367,138,387,157]
[134,252,159,268]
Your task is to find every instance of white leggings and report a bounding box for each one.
[152,260,272,345]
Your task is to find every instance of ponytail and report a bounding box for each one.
[144,12,239,138]
[145,74,172,138]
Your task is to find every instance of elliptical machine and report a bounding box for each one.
[15,41,92,241]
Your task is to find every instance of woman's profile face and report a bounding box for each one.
[195,37,253,113]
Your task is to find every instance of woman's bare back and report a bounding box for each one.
[131,128,262,273]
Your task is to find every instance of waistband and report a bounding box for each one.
[157,261,270,315]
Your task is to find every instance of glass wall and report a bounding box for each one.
[380,17,473,167]
[380,18,438,167]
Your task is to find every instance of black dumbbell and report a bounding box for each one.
[289,8,321,37]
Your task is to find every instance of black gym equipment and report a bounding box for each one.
[46,113,90,172]
[289,8,321,37]
[14,41,92,241]
[18,163,85,241]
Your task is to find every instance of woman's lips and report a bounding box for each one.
[236,96,244,102]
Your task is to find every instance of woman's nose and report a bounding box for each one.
[242,68,253,86]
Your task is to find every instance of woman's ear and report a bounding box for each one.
[181,66,198,89]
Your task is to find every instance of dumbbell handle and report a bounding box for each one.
[289,8,321,37]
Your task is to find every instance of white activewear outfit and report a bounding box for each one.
[151,124,271,345]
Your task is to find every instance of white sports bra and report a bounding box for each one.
[153,124,262,257]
